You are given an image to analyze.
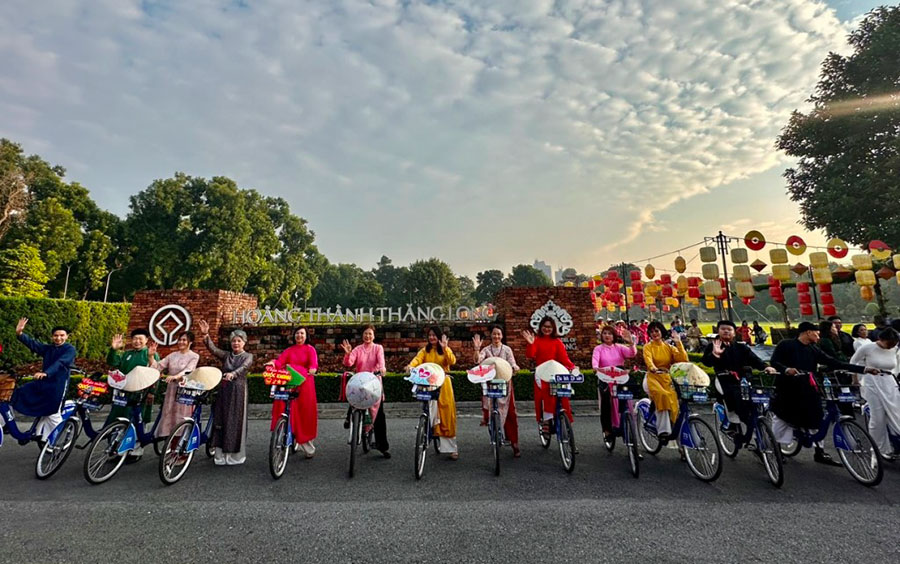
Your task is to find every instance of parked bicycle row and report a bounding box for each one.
[2,318,899,489]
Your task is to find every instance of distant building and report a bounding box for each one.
[533,260,552,281]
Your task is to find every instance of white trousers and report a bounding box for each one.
[862,375,900,456]
[656,411,672,435]
[770,414,824,448]
[35,413,63,440]
[214,450,246,465]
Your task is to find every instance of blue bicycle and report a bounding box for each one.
[158,377,217,485]
[711,371,783,487]
[634,373,723,482]
[82,380,165,485]
[597,368,640,478]
[537,372,583,473]
[268,383,301,480]
[861,370,900,462]
[412,384,441,480]
[778,374,882,487]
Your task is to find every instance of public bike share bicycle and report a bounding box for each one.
[861,370,900,461]
[467,358,515,476]
[711,370,783,487]
[406,363,446,480]
[596,367,640,478]
[267,366,307,480]
[83,367,165,484]
[344,371,383,478]
[535,361,583,474]
[634,372,723,482]
[158,367,221,485]
[778,373,882,487]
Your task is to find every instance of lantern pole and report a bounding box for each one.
[808,264,821,319]
[715,231,733,322]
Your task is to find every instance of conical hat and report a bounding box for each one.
[346,372,383,409]
[121,366,161,392]
[405,362,446,388]
[480,357,513,381]
[669,362,710,387]
[467,364,497,384]
[184,366,222,391]
[536,360,570,383]
[596,366,630,385]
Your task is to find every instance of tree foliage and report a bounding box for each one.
[474,269,505,304]
[506,264,553,287]
[777,7,900,248]
[0,244,49,297]
[310,263,384,309]
[404,258,461,306]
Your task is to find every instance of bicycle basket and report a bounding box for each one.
[548,382,574,398]
[485,380,508,398]
[412,384,440,401]
[680,385,710,403]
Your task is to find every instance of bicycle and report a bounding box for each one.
[777,373,882,487]
[710,370,783,487]
[345,371,383,478]
[536,370,583,473]
[83,370,165,485]
[158,368,220,485]
[596,367,640,478]
[634,373,723,482]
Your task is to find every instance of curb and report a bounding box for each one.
[248,400,602,420]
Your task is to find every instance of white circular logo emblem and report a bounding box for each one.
[149,304,192,346]
[530,299,574,336]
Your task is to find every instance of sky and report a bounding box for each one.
[0,0,888,279]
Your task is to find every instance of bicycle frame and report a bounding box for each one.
[106,390,165,455]
[637,393,704,448]
[0,403,41,446]
[791,399,852,449]
[271,386,296,449]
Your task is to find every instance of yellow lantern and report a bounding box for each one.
[645,283,659,297]
[592,274,604,282]
[722,299,730,309]
[564,281,575,287]
[700,247,717,263]
[770,248,788,264]
[732,265,752,282]
[703,280,721,297]
[809,251,829,269]
[702,264,719,280]
[646,295,656,304]
[580,281,589,287]
[731,248,748,264]
[705,300,716,310]
[620,305,627,312]
[736,282,755,299]
[644,264,656,279]
[607,304,616,312]
[855,270,876,286]
[674,256,687,273]
[676,275,688,294]
[772,264,791,282]
[851,254,873,270]
[893,254,900,270]
[670,297,680,308]
[860,286,875,301]
[812,267,833,285]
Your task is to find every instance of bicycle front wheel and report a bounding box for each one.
[637,412,662,455]
[349,409,361,478]
[713,405,737,458]
[269,416,289,480]
[83,421,129,485]
[159,419,196,486]
[558,416,575,473]
[836,419,883,487]
[414,414,428,480]
[757,418,783,488]
[623,414,639,478]
[36,418,79,480]
[491,410,501,476]
[683,417,723,482]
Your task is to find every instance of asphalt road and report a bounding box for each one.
[1,412,898,564]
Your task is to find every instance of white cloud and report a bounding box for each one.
[0,0,855,276]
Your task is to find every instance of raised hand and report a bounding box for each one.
[440,334,450,350]
[15,317,27,335]
[34,372,47,380]
[764,366,777,375]
[521,329,535,345]
[671,330,682,343]
[712,339,724,357]
[621,328,634,345]
[340,339,352,354]
[472,333,482,350]
[197,320,210,335]
[148,341,158,356]
[111,334,124,350]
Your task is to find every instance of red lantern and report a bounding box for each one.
[822,304,837,316]
[741,298,752,305]
[662,305,671,313]
[607,270,620,280]
[800,304,814,316]
[631,281,643,293]
[688,277,701,287]
[817,284,832,293]
[820,293,834,305]
[661,285,673,297]
[796,283,809,293]
[649,305,658,313]
[688,288,700,299]
[798,293,811,305]
[660,274,672,285]
[632,293,644,304]
[607,281,620,293]
[629,270,642,281]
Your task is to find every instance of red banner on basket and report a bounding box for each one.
[263,367,291,386]
[77,378,109,396]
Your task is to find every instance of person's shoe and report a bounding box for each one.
[449,452,459,461]
[479,419,488,427]
[512,444,521,458]
[125,454,142,465]
[657,432,670,442]
[814,449,842,467]
[381,450,392,459]
[343,419,350,430]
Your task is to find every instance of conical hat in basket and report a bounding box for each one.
[404,362,445,388]
[481,357,513,381]
[121,366,161,392]
[184,366,222,391]
[346,372,383,409]
[669,362,710,387]
[536,360,570,383]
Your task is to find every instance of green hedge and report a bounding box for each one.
[0,297,130,369]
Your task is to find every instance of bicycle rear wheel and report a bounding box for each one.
[623,413,639,478]
[83,421,129,485]
[558,416,575,473]
[159,419,196,486]
[757,418,783,488]
[414,414,428,480]
[636,410,662,455]
[349,409,361,478]
[683,418,723,482]
[491,410,501,476]
[836,419,883,487]
[714,405,738,458]
[36,418,78,480]
[269,416,289,480]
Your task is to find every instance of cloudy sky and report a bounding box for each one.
[0,0,884,278]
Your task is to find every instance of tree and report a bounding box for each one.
[474,269,505,304]
[70,230,114,299]
[777,7,900,249]
[310,263,384,309]
[0,243,49,297]
[506,264,553,287]
[373,256,410,306]
[4,197,82,280]
[404,258,461,306]
[456,275,476,307]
